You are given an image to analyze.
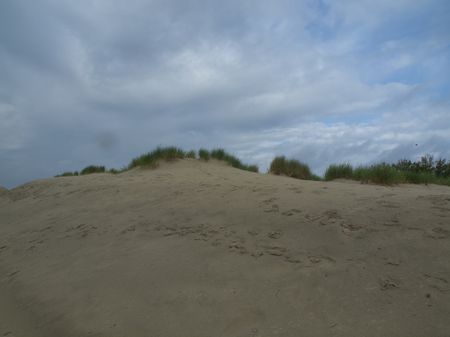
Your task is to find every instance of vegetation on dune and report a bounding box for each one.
[55,165,105,177]
[186,150,197,159]
[324,163,353,181]
[210,148,259,172]
[324,155,450,186]
[198,148,210,161]
[55,171,79,177]
[55,146,258,178]
[269,156,313,180]
[54,148,449,187]
[80,165,106,175]
[352,164,403,185]
[128,146,186,169]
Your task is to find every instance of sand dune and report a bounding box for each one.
[1,159,450,336]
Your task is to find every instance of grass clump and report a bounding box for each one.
[325,156,450,186]
[198,148,210,161]
[269,156,312,180]
[245,164,259,173]
[80,165,106,175]
[128,146,186,169]
[325,164,353,181]
[55,171,79,177]
[186,150,196,159]
[210,148,227,160]
[353,164,403,185]
[210,148,259,173]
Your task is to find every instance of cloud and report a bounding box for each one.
[0,0,449,188]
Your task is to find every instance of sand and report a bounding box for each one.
[1,159,449,337]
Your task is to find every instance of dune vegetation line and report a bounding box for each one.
[55,147,450,186]
[55,147,258,178]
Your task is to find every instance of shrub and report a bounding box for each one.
[198,148,210,161]
[269,156,312,180]
[324,163,353,181]
[80,165,106,175]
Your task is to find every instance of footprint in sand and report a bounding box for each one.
[281,209,302,216]
[382,216,400,227]
[262,245,287,257]
[376,200,400,209]
[307,255,336,265]
[65,223,98,238]
[228,242,249,255]
[287,187,302,194]
[324,209,341,219]
[341,222,363,232]
[120,225,136,234]
[424,227,449,240]
[422,273,449,292]
[263,204,279,213]
[267,231,282,239]
[262,197,277,204]
[379,277,401,290]
[247,229,260,236]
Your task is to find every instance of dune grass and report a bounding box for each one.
[128,146,186,169]
[352,164,403,185]
[80,165,106,175]
[210,148,259,172]
[55,171,79,177]
[56,146,258,177]
[186,150,196,159]
[198,148,210,161]
[324,164,353,181]
[269,156,313,180]
[325,159,450,186]
[55,149,449,187]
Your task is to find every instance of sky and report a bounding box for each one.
[1,0,449,188]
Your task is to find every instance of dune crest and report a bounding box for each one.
[1,159,449,337]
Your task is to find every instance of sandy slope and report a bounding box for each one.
[1,159,449,337]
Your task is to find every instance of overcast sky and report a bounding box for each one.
[1,0,449,188]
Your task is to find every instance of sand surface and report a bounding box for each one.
[1,159,450,336]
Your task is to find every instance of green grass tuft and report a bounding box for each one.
[210,148,259,173]
[269,156,312,180]
[210,148,226,160]
[325,161,450,186]
[80,165,106,175]
[128,146,186,169]
[354,164,403,185]
[198,148,210,161]
[55,171,79,177]
[186,150,196,159]
[325,163,353,181]
[54,150,450,187]
[245,164,259,173]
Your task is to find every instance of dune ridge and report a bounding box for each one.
[1,159,450,336]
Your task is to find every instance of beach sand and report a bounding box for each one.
[1,159,449,336]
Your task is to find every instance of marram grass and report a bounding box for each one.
[56,146,258,177]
